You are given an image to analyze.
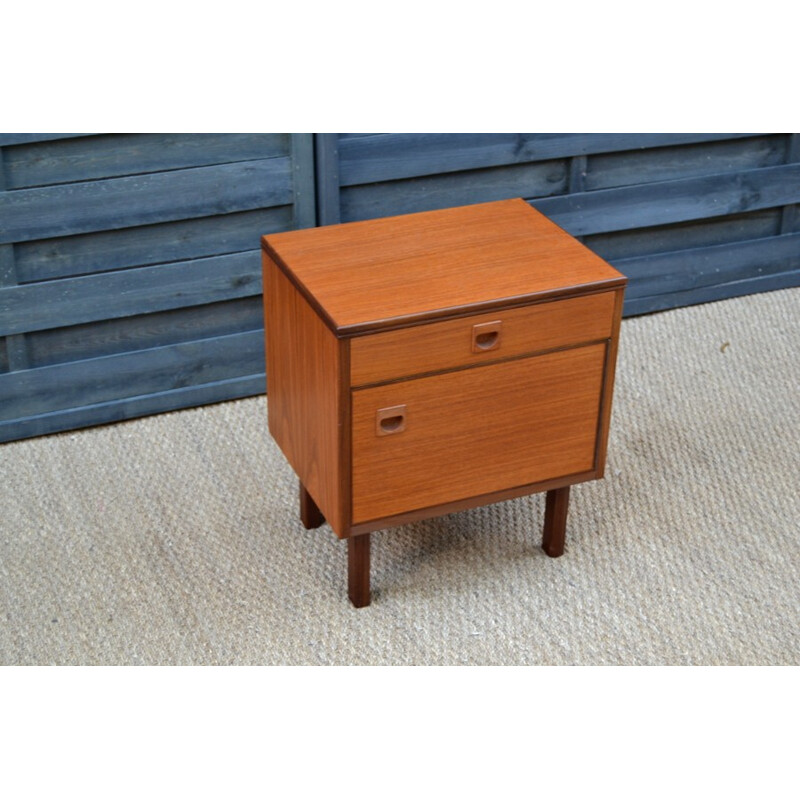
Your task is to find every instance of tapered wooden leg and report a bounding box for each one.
[299,483,325,529]
[542,485,570,557]
[348,533,371,608]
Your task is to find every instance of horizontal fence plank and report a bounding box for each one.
[623,269,800,316]
[0,373,265,443]
[0,251,263,336]
[585,135,786,190]
[0,329,264,423]
[0,158,292,244]
[341,159,568,221]
[0,134,95,146]
[3,133,289,189]
[338,133,762,186]
[614,232,800,298]
[533,164,800,236]
[585,208,782,261]
[28,297,263,369]
[15,206,291,283]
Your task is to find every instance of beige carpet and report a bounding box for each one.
[1,288,798,665]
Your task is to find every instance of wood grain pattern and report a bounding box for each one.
[0,159,293,245]
[350,291,615,386]
[16,207,290,283]
[534,163,800,237]
[351,343,606,524]
[263,198,625,334]
[0,251,261,336]
[340,160,569,222]
[0,371,264,445]
[0,329,264,424]
[3,133,289,190]
[348,470,595,536]
[615,232,800,299]
[263,252,345,535]
[337,133,762,187]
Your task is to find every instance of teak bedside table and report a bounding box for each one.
[261,198,626,607]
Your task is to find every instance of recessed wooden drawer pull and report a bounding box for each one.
[376,405,407,436]
[472,320,502,353]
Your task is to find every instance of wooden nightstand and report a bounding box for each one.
[261,198,626,607]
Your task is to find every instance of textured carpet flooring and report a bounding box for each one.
[1,288,798,665]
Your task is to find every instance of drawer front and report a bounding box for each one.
[350,291,615,387]
[351,342,606,524]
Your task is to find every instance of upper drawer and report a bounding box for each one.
[350,290,617,387]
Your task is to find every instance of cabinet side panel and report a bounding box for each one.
[594,286,625,476]
[263,252,344,534]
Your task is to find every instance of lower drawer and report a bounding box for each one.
[351,342,606,523]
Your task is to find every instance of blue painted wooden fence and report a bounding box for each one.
[1,133,798,443]
[0,133,315,443]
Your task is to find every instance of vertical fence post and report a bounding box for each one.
[780,134,799,234]
[314,134,341,225]
[0,148,29,371]
[567,154,587,243]
[291,133,316,230]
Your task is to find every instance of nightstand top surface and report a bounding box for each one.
[262,198,626,334]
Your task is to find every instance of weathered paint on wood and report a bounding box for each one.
[15,206,291,283]
[615,232,800,297]
[624,269,800,316]
[0,373,266,444]
[0,158,293,244]
[0,133,95,146]
[27,297,263,369]
[0,250,262,336]
[291,133,317,229]
[340,158,568,221]
[338,133,762,186]
[315,133,341,225]
[0,133,312,443]
[584,135,785,190]
[585,208,782,261]
[533,164,800,236]
[2,133,290,189]
[0,329,264,424]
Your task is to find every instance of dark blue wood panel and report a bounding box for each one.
[585,135,786,190]
[0,374,265,444]
[339,133,761,186]
[27,297,263,368]
[0,251,262,336]
[0,133,314,444]
[585,209,782,261]
[534,164,800,236]
[3,133,290,189]
[15,206,291,283]
[614,232,800,298]
[341,159,568,221]
[315,134,341,225]
[624,270,800,316]
[0,329,264,423]
[0,158,293,244]
[0,134,95,146]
